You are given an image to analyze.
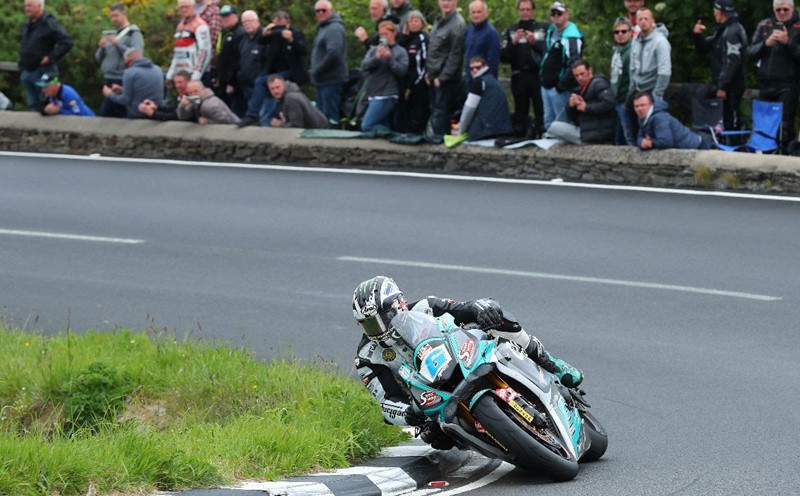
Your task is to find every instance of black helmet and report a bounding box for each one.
[352,276,407,341]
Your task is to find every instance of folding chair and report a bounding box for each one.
[692,97,749,147]
[715,100,783,154]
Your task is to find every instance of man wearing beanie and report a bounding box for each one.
[692,0,747,130]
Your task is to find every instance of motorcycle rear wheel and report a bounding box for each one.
[472,394,579,481]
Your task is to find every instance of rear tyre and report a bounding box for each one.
[472,394,579,481]
[580,410,608,462]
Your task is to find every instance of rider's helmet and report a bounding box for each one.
[352,276,408,341]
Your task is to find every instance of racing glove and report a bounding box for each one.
[473,299,504,329]
[404,406,428,427]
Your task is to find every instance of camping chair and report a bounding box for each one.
[691,97,749,147]
[714,100,783,154]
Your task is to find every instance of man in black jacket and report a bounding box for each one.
[746,0,800,150]
[238,11,309,126]
[501,0,548,137]
[545,59,616,144]
[692,0,747,130]
[19,0,73,110]
[215,5,247,115]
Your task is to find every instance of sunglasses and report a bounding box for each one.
[315,8,328,13]
[775,7,791,12]
[469,65,484,71]
[551,10,564,16]
[614,29,630,34]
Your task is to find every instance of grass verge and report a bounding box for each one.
[0,326,407,495]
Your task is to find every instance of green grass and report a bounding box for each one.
[0,326,408,495]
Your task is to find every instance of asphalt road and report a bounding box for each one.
[2,153,799,495]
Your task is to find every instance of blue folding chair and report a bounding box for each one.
[715,100,783,153]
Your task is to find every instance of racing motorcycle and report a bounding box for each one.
[389,310,607,481]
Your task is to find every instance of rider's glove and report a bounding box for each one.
[473,299,504,330]
[404,406,428,427]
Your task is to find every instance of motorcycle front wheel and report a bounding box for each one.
[471,394,579,481]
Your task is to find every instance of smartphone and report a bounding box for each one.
[102,30,116,37]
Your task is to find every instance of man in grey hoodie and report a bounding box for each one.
[96,3,144,117]
[268,74,329,129]
[311,0,348,124]
[627,6,670,137]
[103,47,164,119]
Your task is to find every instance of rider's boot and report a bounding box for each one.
[525,336,583,388]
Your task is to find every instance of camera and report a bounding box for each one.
[379,38,389,46]
[187,95,201,105]
[775,21,785,30]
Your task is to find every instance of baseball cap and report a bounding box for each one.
[35,73,59,87]
[220,4,236,15]
[550,1,567,12]
[713,0,737,14]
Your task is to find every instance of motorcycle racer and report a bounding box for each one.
[352,276,583,448]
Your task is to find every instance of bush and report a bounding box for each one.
[62,362,131,434]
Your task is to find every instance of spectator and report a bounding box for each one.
[139,71,191,121]
[546,59,615,144]
[267,74,329,129]
[397,10,430,133]
[355,0,400,49]
[166,0,212,84]
[693,0,747,131]
[102,47,164,119]
[311,0,349,124]
[426,0,467,136]
[627,7,670,138]
[633,92,710,150]
[36,73,94,117]
[746,0,800,151]
[177,79,240,124]
[501,0,548,138]
[19,0,73,111]
[464,0,501,84]
[95,3,144,118]
[610,17,635,145]
[539,1,584,131]
[240,11,310,127]
[623,0,644,30]
[215,5,246,114]
[390,0,413,29]
[236,11,266,115]
[361,20,408,132]
[195,0,221,85]
[449,55,512,143]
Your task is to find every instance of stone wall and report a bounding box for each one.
[2,112,799,194]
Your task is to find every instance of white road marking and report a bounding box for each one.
[0,228,144,245]
[2,150,800,202]
[338,256,782,302]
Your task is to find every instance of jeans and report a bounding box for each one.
[541,87,570,131]
[614,103,636,146]
[247,71,291,120]
[511,71,544,137]
[429,80,462,136]
[20,65,54,110]
[546,121,581,144]
[316,83,345,124]
[361,97,398,132]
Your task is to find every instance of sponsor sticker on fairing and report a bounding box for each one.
[419,390,441,406]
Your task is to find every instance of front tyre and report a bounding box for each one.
[580,410,608,462]
[472,394,579,481]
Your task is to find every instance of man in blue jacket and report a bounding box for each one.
[464,0,500,84]
[633,92,709,150]
[37,73,95,117]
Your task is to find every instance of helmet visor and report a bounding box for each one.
[359,314,389,340]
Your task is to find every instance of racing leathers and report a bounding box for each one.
[354,297,582,447]
[167,14,212,81]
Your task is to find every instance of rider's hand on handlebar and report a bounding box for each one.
[473,299,504,329]
[404,406,428,427]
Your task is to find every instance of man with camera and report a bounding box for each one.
[747,0,800,150]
